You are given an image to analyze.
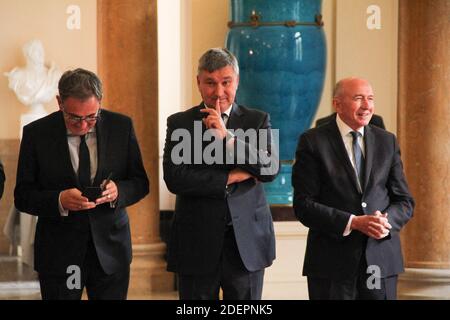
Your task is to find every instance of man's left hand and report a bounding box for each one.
[96,180,118,205]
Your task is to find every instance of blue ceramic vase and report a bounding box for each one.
[226,0,326,205]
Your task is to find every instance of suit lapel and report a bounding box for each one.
[93,116,109,187]
[227,103,244,130]
[54,112,79,187]
[193,103,208,131]
[325,122,361,193]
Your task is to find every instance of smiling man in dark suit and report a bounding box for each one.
[163,48,279,300]
[14,68,149,300]
[292,77,414,300]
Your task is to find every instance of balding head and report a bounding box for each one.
[332,77,375,131]
[333,77,372,99]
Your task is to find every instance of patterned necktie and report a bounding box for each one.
[350,131,365,191]
[221,113,229,128]
[78,135,91,187]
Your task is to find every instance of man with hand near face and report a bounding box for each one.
[163,48,279,300]
[14,68,149,300]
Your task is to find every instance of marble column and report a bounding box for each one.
[397,0,450,299]
[97,0,174,296]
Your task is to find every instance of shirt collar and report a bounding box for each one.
[336,114,365,138]
[66,127,96,137]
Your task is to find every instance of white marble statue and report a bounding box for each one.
[3,40,61,267]
[4,39,61,116]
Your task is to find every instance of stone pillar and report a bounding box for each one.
[397,0,450,299]
[97,0,174,296]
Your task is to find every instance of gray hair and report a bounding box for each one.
[197,48,239,76]
[58,68,103,102]
[333,79,348,98]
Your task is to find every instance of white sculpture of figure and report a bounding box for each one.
[4,39,62,131]
[3,40,61,268]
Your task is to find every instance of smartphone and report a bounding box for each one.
[82,186,102,202]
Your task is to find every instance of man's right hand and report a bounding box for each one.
[60,188,96,211]
[351,211,392,239]
[227,168,255,185]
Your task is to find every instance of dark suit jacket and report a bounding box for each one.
[14,110,149,275]
[292,121,414,280]
[316,113,385,130]
[163,103,278,275]
[0,161,4,199]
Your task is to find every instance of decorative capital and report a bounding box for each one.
[315,14,324,26]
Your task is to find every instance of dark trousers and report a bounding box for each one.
[307,257,398,300]
[38,234,129,300]
[178,226,264,300]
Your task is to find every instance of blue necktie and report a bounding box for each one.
[350,131,364,191]
[78,135,91,187]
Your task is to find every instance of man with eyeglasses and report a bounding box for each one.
[14,68,149,300]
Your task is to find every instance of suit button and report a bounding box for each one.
[361,202,367,208]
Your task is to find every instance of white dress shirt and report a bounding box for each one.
[58,129,97,216]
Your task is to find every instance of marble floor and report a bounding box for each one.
[0,252,307,300]
[0,255,178,300]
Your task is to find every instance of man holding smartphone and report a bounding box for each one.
[14,68,149,300]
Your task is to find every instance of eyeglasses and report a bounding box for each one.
[61,107,101,123]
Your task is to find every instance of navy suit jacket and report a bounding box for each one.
[292,121,414,280]
[164,103,279,275]
[14,110,149,275]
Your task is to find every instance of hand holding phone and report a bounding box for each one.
[82,186,102,202]
[82,173,113,202]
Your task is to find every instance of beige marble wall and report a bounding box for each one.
[97,0,174,292]
[398,0,450,269]
[97,0,159,245]
[0,0,97,140]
